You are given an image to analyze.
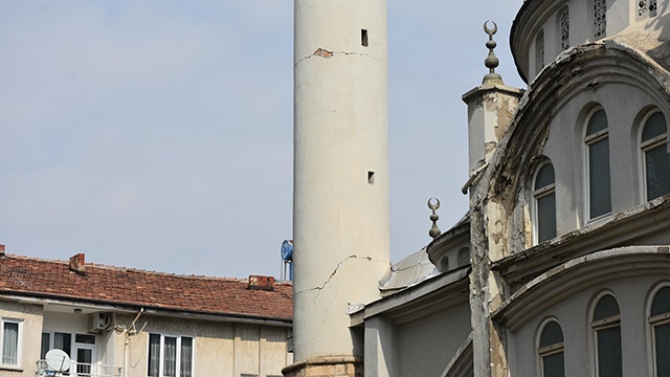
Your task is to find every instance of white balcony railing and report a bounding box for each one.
[36,360,122,377]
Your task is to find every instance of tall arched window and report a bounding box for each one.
[640,111,670,201]
[533,162,557,243]
[538,320,565,377]
[536,30,545,74]
[593,0,607,39]
[650,286,670,376]
[592,295,622,377]
[558,8,570,50]
[585,109,611,219]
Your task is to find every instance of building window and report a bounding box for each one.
[638,0,658,17]
[1,319,22,366]
[533,162,557,244]
[594,0,607,39]
[592,295,622,377]
[148,333,193,377]
[559,8,570,50]
[457,247,470,267]
[536,29,545,74]
[650,286,670,376]
[585,108,611,219]
[640,111,670,201]
[538,320,565,377]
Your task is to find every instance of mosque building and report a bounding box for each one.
[285,0,670,376]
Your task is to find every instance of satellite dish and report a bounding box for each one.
[281,240,293,261]
[45,349,71,372]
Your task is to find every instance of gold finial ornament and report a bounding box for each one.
[428,198,442,239]
[482,20,504,86]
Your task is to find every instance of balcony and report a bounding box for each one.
[36,360,122,377]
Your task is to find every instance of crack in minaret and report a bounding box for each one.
[294,49,387,66]
[296,255,357,296]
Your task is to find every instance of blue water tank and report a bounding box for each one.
[281,240,293,261]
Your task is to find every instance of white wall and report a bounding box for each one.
[510,273,667,376]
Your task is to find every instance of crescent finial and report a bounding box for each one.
[484,20,498,37]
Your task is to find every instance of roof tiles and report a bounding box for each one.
[0,254,292,321]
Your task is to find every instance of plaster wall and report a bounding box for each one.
[0,300,43,377]
[529,80,668,240]
[293,0,391,362]
[396,303,471,377]
[510,273,667,376]
[115,314,289,377]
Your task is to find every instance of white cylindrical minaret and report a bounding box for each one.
[291,0,391,371]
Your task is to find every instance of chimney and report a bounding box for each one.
[0,245,5,257]
[248,275,275,291]
[69,253,86,274]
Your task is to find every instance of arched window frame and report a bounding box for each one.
[532,161,557,244]
[647,283,670,377]
[557,7,570,51]
[638,109,670,202]
[590,291,623,377]
[536,318,565,377]
[584,106,612,221]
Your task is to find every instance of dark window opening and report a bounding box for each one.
[368,171,375,184]
[361,29,369,47]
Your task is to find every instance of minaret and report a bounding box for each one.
[462,23,523,377]
[285,1,391,376]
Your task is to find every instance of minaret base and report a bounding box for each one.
[282,356,363,377]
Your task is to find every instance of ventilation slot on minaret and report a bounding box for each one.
[368,171,375,184]
[361,29,369,47]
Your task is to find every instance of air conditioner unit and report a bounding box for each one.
[87,312,111,333]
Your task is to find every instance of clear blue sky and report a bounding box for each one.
[0,0,525,278]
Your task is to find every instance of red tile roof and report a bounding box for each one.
[0,254,292,321]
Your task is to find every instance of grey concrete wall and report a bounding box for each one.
[396,303,471,377]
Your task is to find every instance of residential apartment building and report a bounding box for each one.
[0,247,292,377]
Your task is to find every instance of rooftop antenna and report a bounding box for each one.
[482,20,504,87]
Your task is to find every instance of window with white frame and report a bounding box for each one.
[148,333,193,377]
[585,108,612,219]
[558,8,570,51]
[640,111,670,201]
[538,320,565,377]
[1,318,22,367]
[533,162,557,244]
[649,286,670,376]
[592,294,622,377]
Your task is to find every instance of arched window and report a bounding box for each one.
[650,286,670,376]
[538,321,565,377]
[592,295,622,377]
[585,109,611,219]
[533,162,557,243]
[640,111,670,201]
[536,30,545,74]
[440,257,450,272]
[558,8,570,50]
[593,0,607,39]
[457,247,470,267]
